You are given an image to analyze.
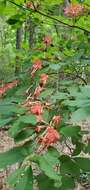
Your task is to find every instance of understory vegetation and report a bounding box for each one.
[0,0,90,189]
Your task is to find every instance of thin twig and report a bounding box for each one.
[7,0,90,34]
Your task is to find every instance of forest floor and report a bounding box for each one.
[0,119,90,190]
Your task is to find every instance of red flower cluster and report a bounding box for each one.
[39,126,60,148]
[0,80,18,95]
[64,3,85,17]
[35,125,44,133]
[25,2,33,9]
[31,58,42,76]
[30,102,43,115]
[43,36,52,45]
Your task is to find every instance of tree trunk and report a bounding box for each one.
[16,27,22,49]
[15,27,22,74]
[28,20,35,50]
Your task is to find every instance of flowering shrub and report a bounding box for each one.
[0,0,90,190]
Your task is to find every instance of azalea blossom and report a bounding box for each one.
[31,58,42,76]
[39,126,60,147]
[43,36,52,45]
[52,115,62,125]
[40,74,48,86]
[25,2,33,9]
[30,102,43,115]
[64,3,85,17]
[0,80,18,95]
[4,80,18,89]
[33,85,43,97]
[0,87,6,95]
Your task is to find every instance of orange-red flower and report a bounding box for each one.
[0,80,18,96]
[40,74,48,86]
[39,126,60,147]
[0,87,6,95]
[4,80,18,89]
[31,58,42,76]
[33,85,43,97]
[30,102,43,115]
[43,36,52,45]
[64,3,85,17]
[25,2,33,9]
[52,115,62,125]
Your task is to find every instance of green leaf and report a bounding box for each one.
[40,88,54,98]
[72,142,84,156]
[8,119,26,137]
[37,174,60,190]
[0,117,13,128]
[0,104,17,115]
[0,147,26,169]
[60,176,75,190]
[60,126,81,137]
[85,142,90,154]
[60,156,80,177]
[7,18,19,25]
[49,64,61,70]
[20,114,37,125]
[9,114,36,137]
[71,107,90,122]
[35,154,61,181]
[14,128,34,142]
[0,104,26,115]
[48,147,60,158]
[7,167,25,186]
[14,167,33,190]
[74,157,90,172]
[51,92,68,102]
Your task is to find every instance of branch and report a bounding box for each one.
[75,74,87,85]
[7,0,90,34]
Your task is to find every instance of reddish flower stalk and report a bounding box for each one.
[22,99,33,107]
[31,58,42,76]
[33,85,43,97]
[36,115,44,123]
[52,115,62,125]
[35,125,45,133]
